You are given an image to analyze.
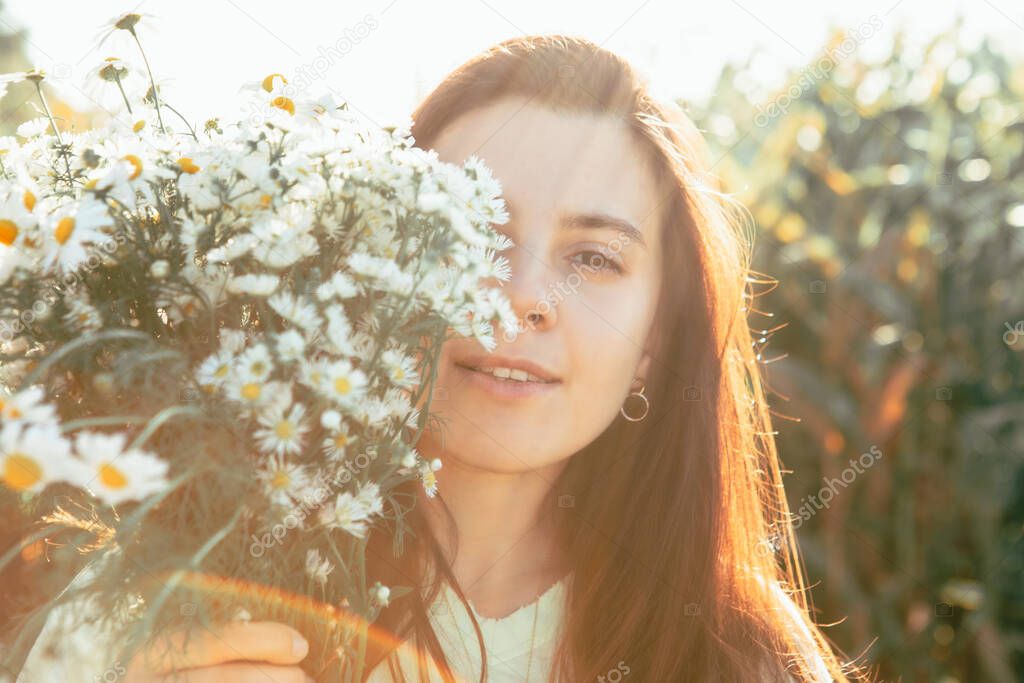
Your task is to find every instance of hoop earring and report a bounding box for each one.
[620,379,650,422]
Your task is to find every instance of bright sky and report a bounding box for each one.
[1,0,1019,130]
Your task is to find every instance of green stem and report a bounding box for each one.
[137,507,242,644]
[128,404,202,451]
[21,329,150,387]
[59,415,152,433]
[33,81,63,145]
[130,29,166,134]
[33,81,73,186]
[162,103,198,141]
[112,73,133,115]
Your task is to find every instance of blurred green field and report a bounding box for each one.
[689,21,1024,683]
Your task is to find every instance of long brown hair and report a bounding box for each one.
[364,34,872,682]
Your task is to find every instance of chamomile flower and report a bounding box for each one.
[318,482,380,538]
[305,548,334,585]
[0,422,75,493]
[205,233,257,263]
[355,480,384,517]
[71,431,169,506]
[257,454,309,508]
[195,349,235,390]
[176,169,222,211]
[98,136,174,190]
[41,197,115,273]
[420,459,442,498]
[321,420,355,461]
[323,304,356,356]
[249,206,319,270]
[0,386,57,425]
[224,377,285,410]
[255,400,309,457]
[314,271,359,302]
[16,117,50,139]
[380,348,418,389]
[219,328,249,354]
[243,75,325,130]
[273,329,307,364]
[227,273,280,297]
[0,186,40,249]
[268,291,321,332]
[318,359,368,408]
[236,343,274,382]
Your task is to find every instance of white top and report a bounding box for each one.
[366,575,569,682]
[19,565,830,682]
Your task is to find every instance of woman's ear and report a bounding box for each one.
[636,352,652,384]
[636,319,662,383]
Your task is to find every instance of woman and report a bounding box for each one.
[21,34,870,682]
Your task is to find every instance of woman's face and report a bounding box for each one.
[416,95,665,475]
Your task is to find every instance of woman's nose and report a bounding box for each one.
[501,246,558,335]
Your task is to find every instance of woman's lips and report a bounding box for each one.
[453,363,561,399]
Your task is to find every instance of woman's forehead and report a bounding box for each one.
[432,97,663,237]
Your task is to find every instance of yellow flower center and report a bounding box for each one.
[270,96,295,115]
[214,363,229,378]
[271,470,290,489]
[55,217,75,245]
[84,178,99,190]
[275,420,294,439]
[176,157,200,174]
[260,194,273,208]
[241,383,262,400]
[262,73,288,92]
[99,462,128,489]
[3,453,42,491]
[333,433,348,449]
[122,154,143,179]
[334,377,351,395]
[0,220,18,246]
[115,13,142,31]
[393,368,405,381]
[22,190,35,211]
[133,120,146,133]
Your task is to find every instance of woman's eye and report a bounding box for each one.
[570,250,622,273]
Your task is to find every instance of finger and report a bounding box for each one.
[129,620,309,675]
[159,663,313,683]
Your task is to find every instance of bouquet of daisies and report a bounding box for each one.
[0,12,517,680]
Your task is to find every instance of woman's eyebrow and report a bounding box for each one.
[501,198,647,249]
[560,211,647,249]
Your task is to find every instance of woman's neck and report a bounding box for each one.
[418,456,570,618]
